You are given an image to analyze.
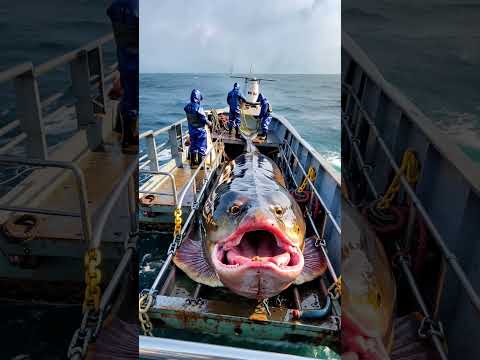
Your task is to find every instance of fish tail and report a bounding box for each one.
[240,132,258,153]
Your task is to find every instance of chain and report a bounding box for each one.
[376,149,419,209]
[298,167,317,193]
[67,310,99,359]
[173,208,182,236]
[315,236,326,248]
[418,316,445,340]
[83,248,102,313]
[328,276,342,300]
[139,292,154,336]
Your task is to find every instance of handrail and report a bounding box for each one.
[35,33,114,77]
[283,140,341,235]
[0,156,93,246]
[176,140,221,208]
[139,119,187,140]
[0,63,33,84]
[0,133,27,155]
[0,120,20,138]
[140,170,178,205]
[278,146,339,284]
[140,336,313,360]
[342,82,480,315]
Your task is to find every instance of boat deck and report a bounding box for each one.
[140,163,205,208]
[0,132,136,246]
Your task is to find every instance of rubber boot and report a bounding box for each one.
[122,116,139,153]
[228,127,233,137]
[191,151,199,168]
[235,127,241,139]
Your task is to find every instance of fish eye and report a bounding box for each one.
[274,206,284,217]
[229,205,241,215]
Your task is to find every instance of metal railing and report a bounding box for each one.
[0,156,93,245]
[139,119,187,173]
[140,336,314,360]
[0,33,116,159]
[343,82,480,315]
[341,82,470,360]
[141,136,225,296]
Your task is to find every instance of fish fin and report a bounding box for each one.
[173,235,223,287]
[295,236,328,285]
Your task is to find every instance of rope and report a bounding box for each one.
[2,214,39,242]
[376,149,419,209]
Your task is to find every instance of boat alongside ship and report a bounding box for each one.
[137,80,342,358]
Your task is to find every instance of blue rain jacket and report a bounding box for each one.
[227,83,247,115]
[184,89,208,156]
[107,0,139,73]
[107,0,139,121]
[257,93,272,133]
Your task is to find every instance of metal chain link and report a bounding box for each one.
[418,316,445,340]
[139,292,154,336]
[67,310,98,359]
[298,167,316,193]
[83,248,102,313]
[173,208,182,236]
[328,276,342,300]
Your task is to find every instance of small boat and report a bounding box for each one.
[0,34,138,359]
[138,78,342,358]
[342,32,480,359]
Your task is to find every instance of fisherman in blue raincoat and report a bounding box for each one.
[185,89,212,167]
[107,0,139,149]
[256,93,272,141]
[226,83,256,138]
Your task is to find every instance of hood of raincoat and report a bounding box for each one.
[191,89,203,103]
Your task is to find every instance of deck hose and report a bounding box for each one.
[292,296,332,321]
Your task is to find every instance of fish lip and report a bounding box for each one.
[212,220,304,274]
[220,220,295,253]
[212,242,304,275]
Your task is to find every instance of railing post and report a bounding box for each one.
[15,66,48,159]
[88,46,106,114]
[146,133,159,172]
[169,125,182,168]
[70,50,101,149]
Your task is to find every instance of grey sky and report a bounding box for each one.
[140,0,340,74]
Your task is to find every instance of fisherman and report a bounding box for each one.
[107,0,139,150]
[184,89,212,167]
[226,82,256,138]
[256,93,272,141]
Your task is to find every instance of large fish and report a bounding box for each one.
[174,139,327,299]
[342,198,396,359]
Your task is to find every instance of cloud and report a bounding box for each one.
[140,0,340,74]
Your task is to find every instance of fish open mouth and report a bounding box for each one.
[213,227,303,273]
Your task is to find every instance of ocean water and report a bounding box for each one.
[140,73,341,172]
[343,0,480,164]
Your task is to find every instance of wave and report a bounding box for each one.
[342,8,389,22]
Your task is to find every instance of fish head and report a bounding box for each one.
[204,188,306,299]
